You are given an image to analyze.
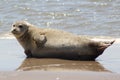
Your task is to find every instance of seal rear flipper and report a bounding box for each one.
[89,40,115,55]
[98,40,115,51]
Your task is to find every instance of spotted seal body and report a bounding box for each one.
[11,21,114,60]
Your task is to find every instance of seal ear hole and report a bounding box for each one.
[18,25,23,28]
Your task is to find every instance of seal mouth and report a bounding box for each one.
[11,29,19,35]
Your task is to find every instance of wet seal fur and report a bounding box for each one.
[11,21,114,60]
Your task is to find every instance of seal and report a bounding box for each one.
[11,21,114,60]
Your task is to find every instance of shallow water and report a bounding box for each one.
[0,0,120,37]
[0,0,120,73]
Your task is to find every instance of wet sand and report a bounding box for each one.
[0,38,120,79]
[0,71,120,80]
[17,58,108,72]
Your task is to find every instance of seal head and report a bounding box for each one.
[11,21,30,38]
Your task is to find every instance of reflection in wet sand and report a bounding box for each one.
[17,58,108,72]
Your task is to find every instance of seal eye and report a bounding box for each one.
[18,25,23,28]
[13,25,15,27]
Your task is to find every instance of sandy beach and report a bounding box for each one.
[0,71,120,80]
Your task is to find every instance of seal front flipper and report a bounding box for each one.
[33,34,47,48]
[24,50,33,58]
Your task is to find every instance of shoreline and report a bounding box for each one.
[0,71,120,80]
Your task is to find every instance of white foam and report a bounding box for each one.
[0,33,15,39]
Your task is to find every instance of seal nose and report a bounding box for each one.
[11,28,17,34]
